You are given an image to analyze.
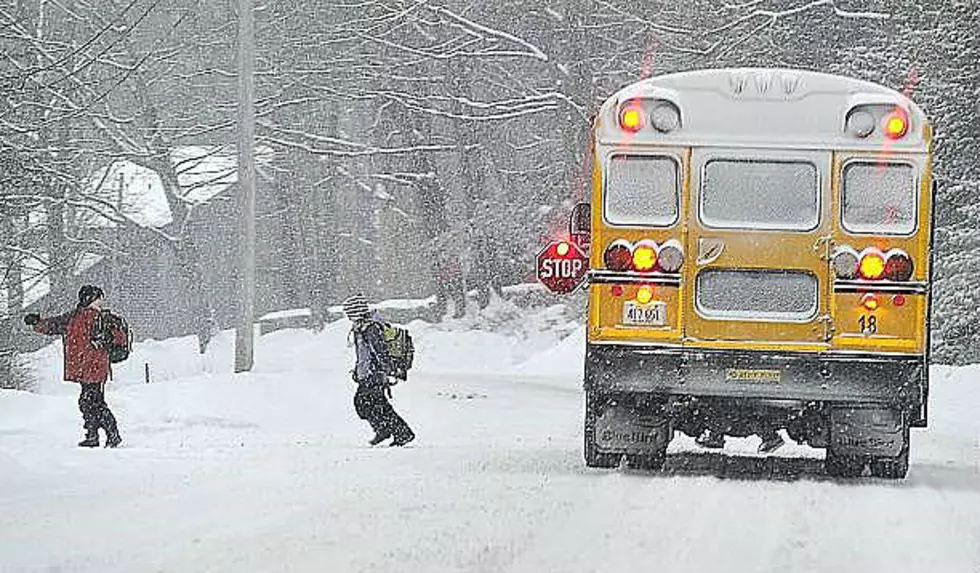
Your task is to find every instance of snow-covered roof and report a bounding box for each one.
[81,145,274,228]
[596,68,930,151]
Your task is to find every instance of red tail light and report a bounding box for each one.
[604,240,633,271]
[883,249,914,281]
[859,248,886,280]
[656,240,684,273]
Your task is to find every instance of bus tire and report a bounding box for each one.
[870,444,910,479]
[626,452,666,471]
[584,391,621,469]
[825,449,865,478]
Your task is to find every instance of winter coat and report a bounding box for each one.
[352,319,391,385]
[34,307,116,384]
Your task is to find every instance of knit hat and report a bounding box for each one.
[342,294,370,322]
[78,285,104,308]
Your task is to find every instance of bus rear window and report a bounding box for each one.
[696,269,818,322]
[604,155,679,226]
[842,162,916,235]
[701,159,818,231]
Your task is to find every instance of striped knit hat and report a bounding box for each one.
[342,294,370,322]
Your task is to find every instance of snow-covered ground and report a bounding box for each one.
[1,301,978,573]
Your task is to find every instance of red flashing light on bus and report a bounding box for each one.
[604,240,633,272]
[883,108,909,139]
[883,249,914,281]
[619,103,645,132]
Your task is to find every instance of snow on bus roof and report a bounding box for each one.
[597,68,929,150]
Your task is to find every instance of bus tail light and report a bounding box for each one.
[604,240,633,271]
[859,248,886,280]
[832,246,860,280]
[632,240,658,272]
[883,249,914,281]
[657,240,684,273]
[883,108,909,139]
[619,102,645,132]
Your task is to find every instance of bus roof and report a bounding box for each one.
[596,68,930,151]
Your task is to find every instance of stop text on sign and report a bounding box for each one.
[539,258,584,280]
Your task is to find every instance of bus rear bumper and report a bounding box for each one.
[584,344,928,425]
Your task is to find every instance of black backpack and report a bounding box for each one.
[93,310,133,364]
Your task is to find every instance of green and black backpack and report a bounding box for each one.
[380,322,414,381]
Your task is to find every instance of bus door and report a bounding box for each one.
[683,148,833,347]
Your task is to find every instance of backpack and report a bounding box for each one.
[381,322,414,381]
[94,310,133,364]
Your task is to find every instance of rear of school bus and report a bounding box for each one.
[582,68,933,478]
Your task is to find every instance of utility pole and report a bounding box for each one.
[235,0,256,373]
[114,171,123,298]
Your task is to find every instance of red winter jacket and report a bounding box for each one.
[34,307,116,384]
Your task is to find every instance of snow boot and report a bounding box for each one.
[102,411,122,448]
[78,430,99,448]
[368,431,391,446]
[758,432,785,454]
[105,429,122,449]
[390,430,415,447]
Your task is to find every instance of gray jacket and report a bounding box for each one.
[352,319,391,385]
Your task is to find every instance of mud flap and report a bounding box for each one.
[830,408,906,457]
[594,406,670,454]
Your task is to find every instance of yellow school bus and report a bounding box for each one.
[575,68,934,478]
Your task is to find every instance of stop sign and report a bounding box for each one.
[537,240,589,294]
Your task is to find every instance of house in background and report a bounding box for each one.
[8,143,438,354]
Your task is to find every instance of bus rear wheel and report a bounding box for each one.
[825,450,865,478]
[870,446,910,479]
[584,391,621,469]
[626,452,666,471]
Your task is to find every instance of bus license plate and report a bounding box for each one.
[622,301,666,326]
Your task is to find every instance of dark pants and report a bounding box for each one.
[353,383,412,440]
[78,383,119,438]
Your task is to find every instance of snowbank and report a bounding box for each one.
[20,298,585,391]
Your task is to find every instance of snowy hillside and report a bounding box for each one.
[1,302,978,573]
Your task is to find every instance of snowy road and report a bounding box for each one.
[2,325,979,573]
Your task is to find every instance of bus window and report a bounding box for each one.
[604,155,678,226]
[701,159,819,231]
[695,269,819,322]
[842,162,916,235]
